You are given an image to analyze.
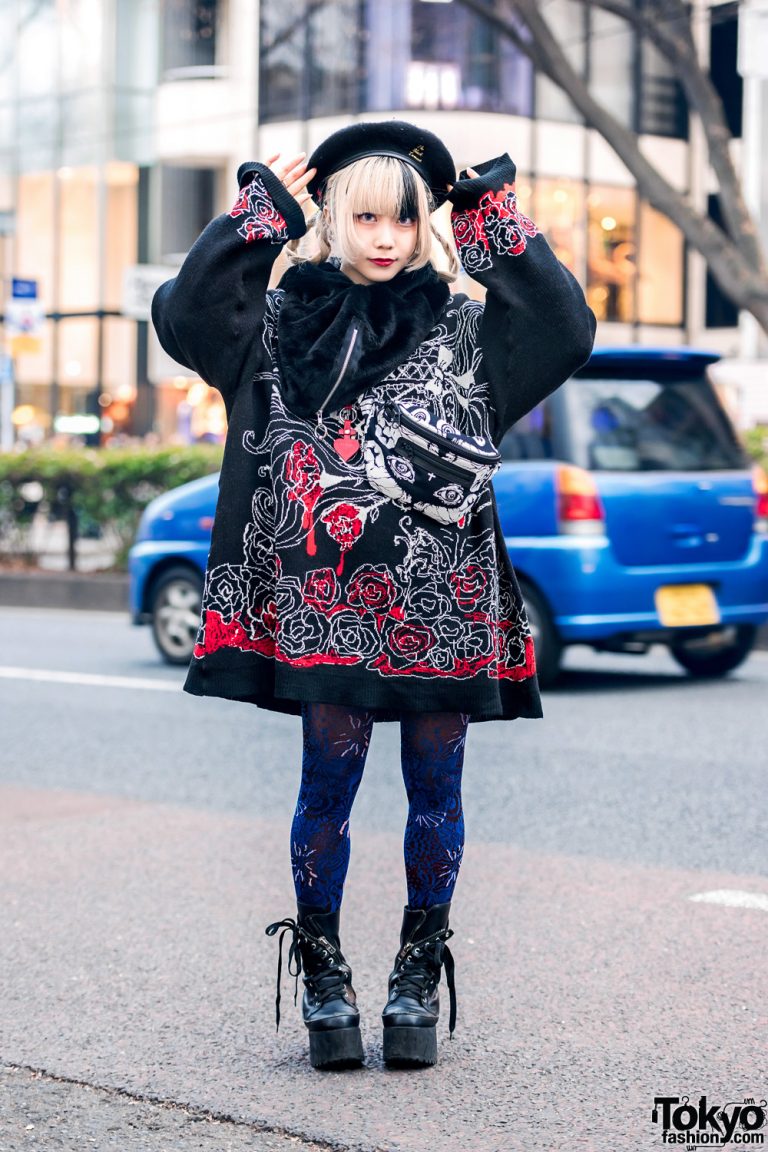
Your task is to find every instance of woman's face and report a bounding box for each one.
[334,209,419,286]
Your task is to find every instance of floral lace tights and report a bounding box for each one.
[291,702,470,913]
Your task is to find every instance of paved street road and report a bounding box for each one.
[1,607,766,1152]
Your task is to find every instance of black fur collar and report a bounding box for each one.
[275,258,451,419]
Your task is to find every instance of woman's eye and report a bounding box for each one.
[358,213,376,222]
[399,215,416,225]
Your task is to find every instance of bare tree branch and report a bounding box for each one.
[453,0,768,331]
[591,0,763,271]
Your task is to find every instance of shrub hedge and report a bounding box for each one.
[0,444,223,571]
[1,427,767,573]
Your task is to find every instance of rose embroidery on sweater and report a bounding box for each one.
[451,183,538,272]
[229,173,289,245]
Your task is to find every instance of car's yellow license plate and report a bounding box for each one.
[655,584,720,627]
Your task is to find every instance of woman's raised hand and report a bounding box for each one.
[446,166,480,194]
[264,151,317,207]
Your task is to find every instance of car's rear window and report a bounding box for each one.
[565,376,748,471]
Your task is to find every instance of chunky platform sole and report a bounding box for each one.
[308,1024,365,1070]
[382,1024,438,1067]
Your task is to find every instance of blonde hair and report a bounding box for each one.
[284,154,459,283]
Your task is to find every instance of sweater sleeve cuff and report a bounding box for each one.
[448,153,538,271]
[446,153,518,211]
[233,161,308,241]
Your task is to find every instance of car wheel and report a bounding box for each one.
[519,581,563,689]
[670,624,757,679]
[149,565,204,665]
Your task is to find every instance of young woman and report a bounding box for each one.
[152,120,596,1072]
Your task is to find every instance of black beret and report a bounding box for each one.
[306,119,456,211]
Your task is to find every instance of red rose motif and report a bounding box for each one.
[261,599,278,637]
[482,186,538,256]
[286,441,321,498]
[347,566,396,613]
[322,503,363,577]
[303,568,340,612]
[388,623,436,660]
[229,174,289,243]
[286,441,323,556]
[229,185,251,218]
[452,208,488,252]
[450,564,487,610]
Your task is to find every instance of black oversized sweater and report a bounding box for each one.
[151,154,596,724]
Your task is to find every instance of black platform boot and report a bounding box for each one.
[381,901,457,1067]
[265,901,364,1070]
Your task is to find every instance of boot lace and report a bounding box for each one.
[390,927,457,1038]
[264,916,353,1033]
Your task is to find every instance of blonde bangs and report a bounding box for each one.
[283,151,459,281]
[327,156,435,272]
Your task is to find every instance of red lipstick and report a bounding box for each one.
[370,258,395,266]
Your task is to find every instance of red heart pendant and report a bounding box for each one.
[333,418,360,461]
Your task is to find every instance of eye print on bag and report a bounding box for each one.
[389,455,416,483]
[434,484,465,506]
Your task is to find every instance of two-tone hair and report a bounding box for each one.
[283,155,459,283]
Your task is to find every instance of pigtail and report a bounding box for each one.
[284,209,331,267]
[428,222,460,284]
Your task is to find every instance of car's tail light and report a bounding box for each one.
[556,464,606,535]
[752,464,768,533]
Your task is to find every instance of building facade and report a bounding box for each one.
[0,0,762,445]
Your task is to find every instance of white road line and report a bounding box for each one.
[689,889,768,913]
[0,666,181,692]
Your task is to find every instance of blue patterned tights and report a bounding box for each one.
[291,702,470,913]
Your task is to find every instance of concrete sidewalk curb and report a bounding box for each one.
[0,570,129,613]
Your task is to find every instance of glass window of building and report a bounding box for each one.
[535,0,586,123]
[535,178,585,281]
[160,165,217,261]
[637,201,684,326]
[59,0,104,92]
[58,317,99,396]
[61,90,107,168]
[405,0,532,114]
[258,0,533,122]
[59,166,99,311]
[16,172,56,307]
[12,319,54,433]
[17,97,60,173]
[709,2,742,138]
[16,0,58,98]
[586,185,636,323]
[101,317,138,437]
[638,37,687,138]
[0,4,15,105]
[705,194,739,327]
[115,0,159,165]
[588,6,633,129]
[259,0,305,122]
[106,163,139,311]
[309,0,361,117]
[161,0,221,75]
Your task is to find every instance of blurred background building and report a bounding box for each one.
[0,0,763,445]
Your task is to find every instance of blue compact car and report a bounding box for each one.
[129,348,768,686]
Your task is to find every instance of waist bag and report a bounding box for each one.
[363,399,501,525]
